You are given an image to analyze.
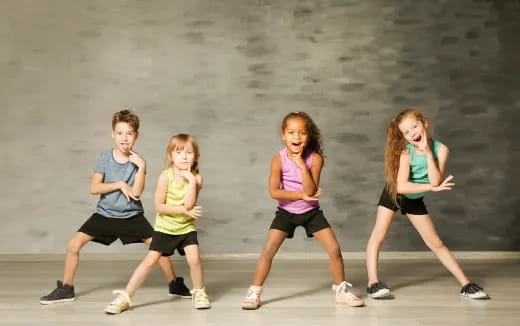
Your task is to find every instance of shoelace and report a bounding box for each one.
[335,281,353,293]
[244,288,261,302]
[193,290,208,303]
[110,290,131,306]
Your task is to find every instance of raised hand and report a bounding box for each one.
[129,151,145,169]
[185,205,202,219]
[179,169,196,182]
[431,175,455,192]
[119,182,139,201]
[302,187,321,201]
[288,150,306,169]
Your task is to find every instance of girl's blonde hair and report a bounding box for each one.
[385,108,432,206]
[166,134,200,173]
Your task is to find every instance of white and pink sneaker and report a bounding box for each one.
[241,285,262,310]
[332,281,364,307]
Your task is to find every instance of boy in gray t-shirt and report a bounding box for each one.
[40,110,191,305]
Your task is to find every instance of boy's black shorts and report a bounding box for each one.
[78,213,153,245]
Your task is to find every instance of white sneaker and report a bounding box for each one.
[333,281,365,307]
[104,290,132,314]
[191,288,211,309]
[241,285,262,310]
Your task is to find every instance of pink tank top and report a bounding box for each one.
[277,148,319,214]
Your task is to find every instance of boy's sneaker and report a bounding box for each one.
[241,285,262,310]
[168,277,192,298]
[39,280,76,305]
[367,281,391,298]
[104,290,132,314]
[460,283,489,299]
[191,288,211,309]
[332,281,365,307]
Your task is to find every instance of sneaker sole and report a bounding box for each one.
[104,307,128,314]
[242,304,261,310]
[368,289,391,299]
[461,292,489,300]
[194,304,211,309]
[39,297,76,305]
[168,293,192,299]
[337,301,365,307]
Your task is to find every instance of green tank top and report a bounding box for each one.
[404,140,442,199]
[154,168,196,235]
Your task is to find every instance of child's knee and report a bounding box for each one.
[328,245,342,260]
[66,239,82,255]
[187,255,202,268]
[426,237,445,251]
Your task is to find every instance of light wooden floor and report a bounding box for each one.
[1,258,518,325]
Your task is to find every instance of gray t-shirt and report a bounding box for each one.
[94,150,144,218]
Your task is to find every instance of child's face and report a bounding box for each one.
[398,115,428,145]
[170,143,196,171]
[112,122,138,154]
[282,117,309,154]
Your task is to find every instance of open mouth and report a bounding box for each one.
[412,135,421,142]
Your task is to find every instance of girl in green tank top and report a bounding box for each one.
[365,109,488,300]
[104,134,212,313]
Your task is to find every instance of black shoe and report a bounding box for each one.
[367,281,391,298]
[168,277,192,298]
[460,282,489,299]
[40,280,76,305]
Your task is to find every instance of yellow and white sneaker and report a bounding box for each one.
[104,290,132,314]
[191,288,211,309]
[333,281,365,307]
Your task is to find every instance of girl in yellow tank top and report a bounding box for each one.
[104,134,211,313]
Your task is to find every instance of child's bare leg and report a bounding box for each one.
[252,229,287,286]
[184,244,204,289]
[125,250,163,295]
[63,232,94,285]
[407,213,470,286]
[313,228,344,284]
[366,206,396,286]
[143,237,175,282]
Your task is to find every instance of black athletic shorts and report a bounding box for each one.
[78,212,153,245]
[269,207,330,238]
[149,231,199,256]
[377,186,428,215]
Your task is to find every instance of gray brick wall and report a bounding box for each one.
[1,0,518,253]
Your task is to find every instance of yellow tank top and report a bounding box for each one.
[154,168,196,235]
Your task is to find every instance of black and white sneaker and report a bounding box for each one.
[460,282,489,299]
[367,281,391,298]
[168,277,192,298]
[40,280,76,304]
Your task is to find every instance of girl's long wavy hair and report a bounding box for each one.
[281,111,324,157]
[166,133,200,174]
[385,108,431,206]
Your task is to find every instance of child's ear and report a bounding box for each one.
[134,131,139,140]
[111,131,115,139]
[423,120,429,129]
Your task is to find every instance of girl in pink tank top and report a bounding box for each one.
[241,112,364,310]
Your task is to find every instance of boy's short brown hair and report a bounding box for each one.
[112,109,140,132]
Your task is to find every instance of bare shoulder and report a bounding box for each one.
[271,153,281,166]
[438,143,449,154]
[311,152,324,166]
